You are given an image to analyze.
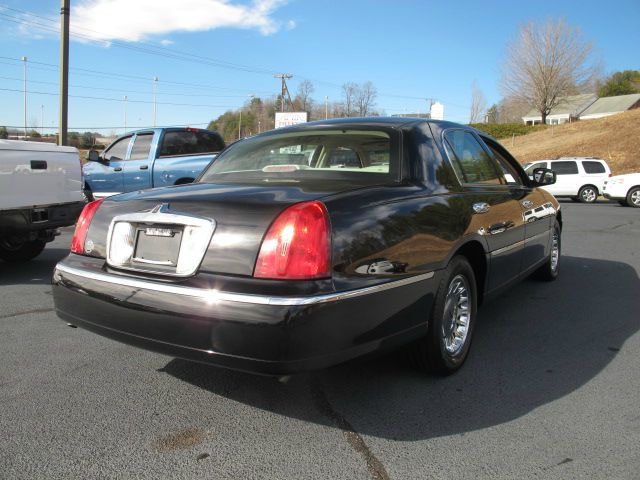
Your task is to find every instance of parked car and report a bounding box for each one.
[602,173,640,207]
[83,127,225,200]
[0,140,85,262]
[523,157,611,203]
[53,118,561,376]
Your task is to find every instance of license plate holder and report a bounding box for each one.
[132,225,183,267]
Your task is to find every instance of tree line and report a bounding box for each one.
[207,80,380,142]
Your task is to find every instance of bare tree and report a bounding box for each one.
[500,19,594,124]
[356,81,377,116]
[342,82,358,117]
[294,80,315,112]
[469,81,487,123]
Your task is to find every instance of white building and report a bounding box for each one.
[522,94,597,125]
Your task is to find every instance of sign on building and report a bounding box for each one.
[275,112,308,129]
[430,102,444,120]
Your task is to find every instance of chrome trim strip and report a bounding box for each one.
[92,192,122,198]
[526,230,552,243]
[55,263,435,306]
[491,230,551,256]
[491,240,525,256]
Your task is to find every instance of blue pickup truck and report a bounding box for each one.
[84,127,225,199]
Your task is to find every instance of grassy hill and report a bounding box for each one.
[505,109,640,175]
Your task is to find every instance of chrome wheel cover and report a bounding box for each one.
[581,188,596,202]
[631,190,640,206]
[442,274,471,355]
[550,229,560,272]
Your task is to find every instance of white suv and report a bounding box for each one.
[602,173,640,207]
[524,157,611,203]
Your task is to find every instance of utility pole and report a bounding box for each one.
[41,104,44,136]
[59,0,70,145]
[153,77,158,127]
[238,109,242,140]
[325,96,328,119]
[21,56,27,137]
[123,95,128,133]
[273,74,293,112]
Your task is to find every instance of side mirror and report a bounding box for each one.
[531,167,556,186]
[87,150,101,162]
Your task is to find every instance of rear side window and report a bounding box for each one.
[582,161,606,174]
[129,133,153,160]
[160,130,225,157]
[551,161,578,175]
[444,130,501,184]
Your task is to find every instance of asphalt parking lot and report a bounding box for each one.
[1,200,639,480]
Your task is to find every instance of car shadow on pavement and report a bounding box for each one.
[162,255,639,441]
[0,248,68,286]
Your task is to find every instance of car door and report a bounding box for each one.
[581,160,608,192]
[122,132,154,192]
[548,160,579,195]
[85,135,130,194]
[483,138,553,272]
[443,130,525,291]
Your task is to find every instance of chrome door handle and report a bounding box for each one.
[113,167,122,172]
[522,200,534,208]
[139,165,149,170]
[473,202,490,214]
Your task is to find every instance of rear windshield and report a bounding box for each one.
[198,129,398,185]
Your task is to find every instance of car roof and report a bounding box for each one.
[274,116,470,132]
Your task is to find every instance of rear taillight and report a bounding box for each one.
[71,199,104,254]
[254,201,331,280]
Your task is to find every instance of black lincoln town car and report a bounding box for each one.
[52,118,561,376]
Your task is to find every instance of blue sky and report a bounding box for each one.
[1,0,638,135]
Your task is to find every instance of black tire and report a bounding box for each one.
[409,256,478,375]
[532,221,561,281]
[82,188,94,203]
[626,187,640,208]
[577,185,598,203]
[618,200,629,207]
[0,239,46,263]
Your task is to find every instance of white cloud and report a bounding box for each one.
[71,0,292,42]
[159,39,174,46]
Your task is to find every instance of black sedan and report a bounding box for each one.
[53,118,561,376]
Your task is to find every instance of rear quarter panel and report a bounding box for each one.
[152,154,216,187]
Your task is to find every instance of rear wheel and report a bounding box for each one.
[82,187,94,203]
[627,187,640,208]
[0,238,46,262]
[533,221,561,281]
[410,256,477,375]
[578,185,598,203]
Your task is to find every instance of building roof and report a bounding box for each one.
[580,93,640,116]
[523,94,597,119]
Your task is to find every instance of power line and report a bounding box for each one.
[0,74,264,98]
[0,55,273,95]
[0,87,236,108]
[0,7,467,106]
[1,122,211,131]
[0,8,279,76]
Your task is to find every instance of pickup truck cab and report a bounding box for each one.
[83,127,225,199]
[0,140,85,262]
